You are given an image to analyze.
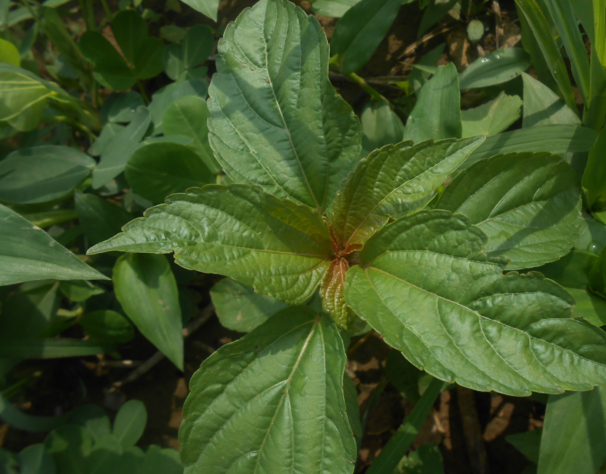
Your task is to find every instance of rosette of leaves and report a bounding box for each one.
[88,0,603,471]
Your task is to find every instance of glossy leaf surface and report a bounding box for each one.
[113,254,184,370]
[179,307,356,473]
[208,0,361,212]
[438,152,582,269]
[403,63,461,143]
[90,185,333,305]
[458,48,531,89]
[331,137,485,247]
[210,278,287,333]
[345,210,606,395]
[0,204,107,286]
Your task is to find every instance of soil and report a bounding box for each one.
[1,1,545,473]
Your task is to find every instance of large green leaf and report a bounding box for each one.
[89,185,333,305]
[0,146,95,204]
[113,254,184,370]
[330,0,402,74]
[125,142,214,203]
[209,278,288,333]
[461,92,522,138]
[403,63,461,143]
[208,0,361,213]
[458,48,531,89]
[438,152,582,269]
[179,306,356,473]
[331,137,485,247]
[538,388,606,474]
[344,210,606,396]
[0,204,107,286]
[179,0,220,21]
[464,124,597,167]
[162,96,220,174]
[522,73,580,128]
[360,98,405,156]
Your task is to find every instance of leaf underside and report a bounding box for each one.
[179,306,356,474]
[345,210,606,396]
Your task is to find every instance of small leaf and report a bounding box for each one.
[89,185,333,305]
[86,434,123,474]
[345,210,606,395]
[576,214,606,255]
[467,19,484,43]
[179,0,220,21]
[438,152,582,269]
[320,257,355,329]
[18,444,56,474]
[343,374,362,442]
[45,425,93,474]
[407,43,446,95]
[461,92,522,137]
[538,389,606,474]
[208,0,361,212]
[464,124,597,167]
[132,38,165,80]
[459,48,531,89]
[162,96,220,173]
[112,10,148,66]
[311,0,362,17]
[149,79,208,135]
[331,136,485,247]
[113,400,147,448]
[0,146,95,204]
[125,142,214,203]
[418,0,457,38]
[179,307,356,473]
[522,73,580,128]
[393,443,444,474]
[113,254,184,370]
[331,0,403,74]
[138,446,183,474]
[209,278,287,333]
[0,38,20,66]
[59,280,105,302]
[101,92,146,124]
[404,63,462,143]
[0,204,107,286]
[75,191,134,246]
[79,310,135,344]
[163,25,213,81]
[361,98,405,155]
[92,106,151,189]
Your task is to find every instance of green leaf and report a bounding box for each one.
[438,152,582,269]
[0,65,54,131]
[112,10,148,66]
[407,43,445,95]
[538,389,606,474]
[125,142,214,203]
[461,92,522,137]
[208,0,361,212]
[584,44,606,131]
[331,136,485,247]
[179,307,356,473]
[179,0,220,21]
[0,339,115,358]
[403,63,461,143]
[594,0,606,69]
[506,429,542,463]
[464,124,597,167]
[575,214,606,255]
[0,146,95,204]
[113,254,184,370]
[45,425,93,474]
[417,0,457,38]
[65,405,111,442]
[79,31,136,90]
[0,204,107,286]
[542,0,590,102]
[89,123,124,156]
[209,278,288,333]
[361,98,405,155]
[331,0,402,74]
[79,310,135,344]
[113,400,147,448]
[89,185,333,305]
[59,280,105,302]
[522,73,580,128]
[0,38,20,66]
[163,25,213,81]
[161,96,220,174]
[345,210,606,395]
[101,92,145,124]
[515,0,578,114]
[583,126,606,211]
[18,444,56,474]
[92,106,151,189]
[393,443,444,474]
[343,374,362,442]
[459,48,531,89]
[311,0,361,17]
[149,79,208,135]
[467,19,484,43]
[385,350,424,404]
[86,434,123,474]
[75,191,134,246]
[138,446,183,474]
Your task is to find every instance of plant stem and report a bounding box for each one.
[344,71,385,102]
[101,0,112,19]
[19,0,38,21]
[137,78,150,104]
[45,115,96,139]
[366,376,443,474]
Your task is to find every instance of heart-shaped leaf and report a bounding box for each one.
[345,210,606,396]
[179,306,356,473]
[208,0,361,212]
